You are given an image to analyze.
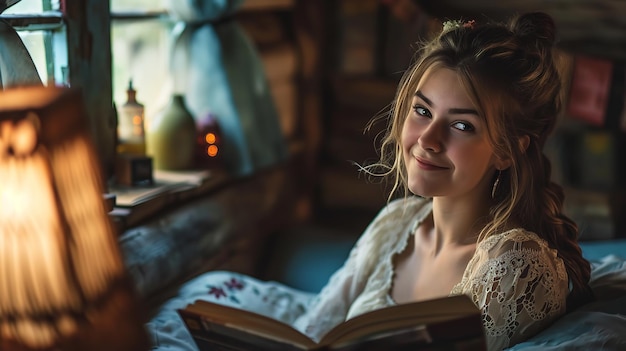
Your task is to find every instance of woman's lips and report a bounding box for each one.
[416,157,448,170]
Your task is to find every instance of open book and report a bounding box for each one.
[178,294,485,350]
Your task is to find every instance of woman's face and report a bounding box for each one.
[401,67,500,201]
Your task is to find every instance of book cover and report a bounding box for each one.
[178,294,485,350]
[566,55,613,126]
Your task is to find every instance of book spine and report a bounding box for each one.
[179,311,250,351]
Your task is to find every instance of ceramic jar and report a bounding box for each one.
[146,94,197,170]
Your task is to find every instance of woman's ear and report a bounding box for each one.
[519,135,530,153]
[495,135,530,170]
[495,158,512,171]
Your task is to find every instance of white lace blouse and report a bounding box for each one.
[292,196,569,350]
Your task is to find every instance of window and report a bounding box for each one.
[110,0,171,120]
[3,0,295,181]
[2,0,66,86]
[2,0,116,178]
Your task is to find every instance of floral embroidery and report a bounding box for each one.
[207,286,227,299]
[202,275,260,305]
[225,278,245,290]
[201,275,286,307]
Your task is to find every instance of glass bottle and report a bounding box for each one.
[117,79,146,155]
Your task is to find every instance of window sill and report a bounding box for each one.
[107,138,306,233]
[0,12,63,31]
[108,167,232,232]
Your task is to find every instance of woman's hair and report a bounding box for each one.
[367,12,593,310]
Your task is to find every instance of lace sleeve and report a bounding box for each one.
[455,230,569,350]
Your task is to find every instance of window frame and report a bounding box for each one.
[1,0,114,179]
[2,0,298,183]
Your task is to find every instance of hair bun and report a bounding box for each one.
[510,12,556,48]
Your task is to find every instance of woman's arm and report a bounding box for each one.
[457,230,569,350]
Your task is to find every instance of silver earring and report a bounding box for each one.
[491,170,501,199]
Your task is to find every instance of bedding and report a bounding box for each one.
[507,253,626,350]
[147,240,626,350]
[148,272,315,350]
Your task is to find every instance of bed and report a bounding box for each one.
[147,239,626,350]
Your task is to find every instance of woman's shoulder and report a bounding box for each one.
[462,227,570,350]
[476,228,568,279]
[478,228,552,254]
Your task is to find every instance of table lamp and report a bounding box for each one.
[0,86,149,350]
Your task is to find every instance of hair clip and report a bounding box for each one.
[463,20,476,29]
[442,19,476,32]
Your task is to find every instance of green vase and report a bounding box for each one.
[146,94,197,170]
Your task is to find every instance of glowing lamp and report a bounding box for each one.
[0,86,149,351]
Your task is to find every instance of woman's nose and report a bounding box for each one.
[418,123,444,153]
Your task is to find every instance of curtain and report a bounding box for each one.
[0,0,42,89]
[166,0,288,176]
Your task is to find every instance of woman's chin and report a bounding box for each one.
[407,184,433,198]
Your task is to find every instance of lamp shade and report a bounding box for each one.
[0,86,149,350]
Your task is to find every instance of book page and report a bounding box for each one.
[181,295,481,350]
[153,169,211,186]
[320,294,479,346]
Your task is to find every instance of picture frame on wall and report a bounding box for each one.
[566,55,613,127]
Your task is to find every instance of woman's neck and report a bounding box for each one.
[428,196,491,248]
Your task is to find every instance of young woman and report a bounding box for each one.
[292,11,593,350]
[148,11,594,351]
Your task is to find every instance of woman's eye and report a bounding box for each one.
[452,121,475,132]
[412,105,431,118]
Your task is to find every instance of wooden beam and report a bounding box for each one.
[63,0,116,182]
